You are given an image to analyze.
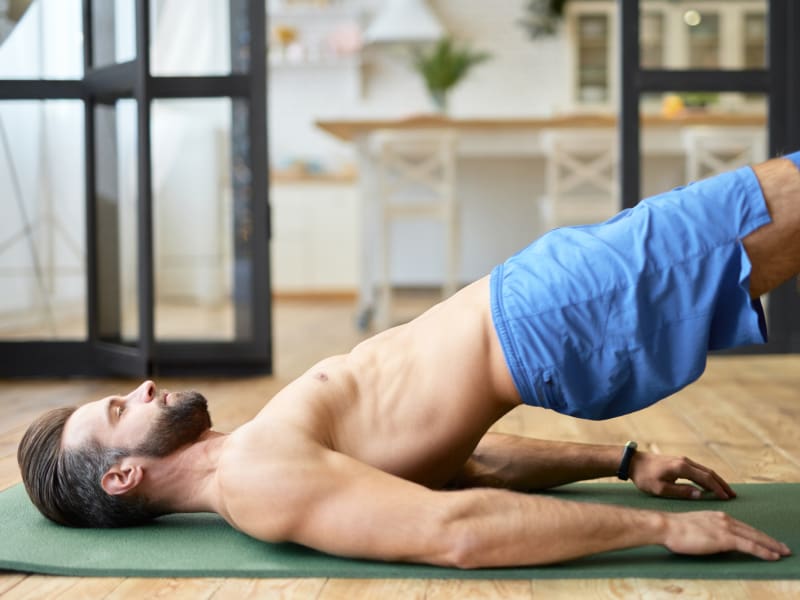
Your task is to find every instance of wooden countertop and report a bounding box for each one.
[316,113,766,142]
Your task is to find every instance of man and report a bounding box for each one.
[18,153,800,567]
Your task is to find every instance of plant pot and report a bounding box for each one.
[429,89,448,113]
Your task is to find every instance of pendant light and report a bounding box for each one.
[364,0,445,45]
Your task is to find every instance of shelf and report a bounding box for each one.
[266,0,364,95]
[271,169,357,184]
[269,54,361,69]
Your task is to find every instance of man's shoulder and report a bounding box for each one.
[217,424,329,542]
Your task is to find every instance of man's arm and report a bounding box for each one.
[446,433,736,500]
[243,445,788,568]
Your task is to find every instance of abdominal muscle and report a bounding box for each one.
[312,276,522,488]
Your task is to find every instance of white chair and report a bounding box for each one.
[540,129,619,231]
[370,129,459,330]
[683,127,767,182]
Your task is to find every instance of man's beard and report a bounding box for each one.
[133,391,212,458]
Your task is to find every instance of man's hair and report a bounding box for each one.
[17,407,162,528]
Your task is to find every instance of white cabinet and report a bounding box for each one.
[270,179,359,293]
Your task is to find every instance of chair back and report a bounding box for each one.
[371,129,457,218]
[683,127,767,182]
[541,128,619,228]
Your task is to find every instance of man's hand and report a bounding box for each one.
[629,452,736,500]
[661,511,791,561]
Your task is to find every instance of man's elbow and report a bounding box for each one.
[425,504,486,569]
[429,520,494,569]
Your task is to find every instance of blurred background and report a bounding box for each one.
[0,0,795,377]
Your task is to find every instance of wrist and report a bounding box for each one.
[646,510,671,547]
[617,508,670,550]
[626,449,644,481]
[616,440,638,480]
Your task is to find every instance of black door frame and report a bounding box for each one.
[620,0,800,353]
[0,0,271,376]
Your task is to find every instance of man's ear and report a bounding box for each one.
[101,460,144,496]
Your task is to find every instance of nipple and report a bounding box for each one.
[315,372,329,382]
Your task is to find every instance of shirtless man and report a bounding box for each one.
[18,153,800,568]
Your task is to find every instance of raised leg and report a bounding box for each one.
[744,153,800,298]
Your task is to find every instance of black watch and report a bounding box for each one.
[616,440,638,480]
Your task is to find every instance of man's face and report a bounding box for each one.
[61,380,212,457]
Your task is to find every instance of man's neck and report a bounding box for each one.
[139,430,229,516]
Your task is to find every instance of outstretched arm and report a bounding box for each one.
[248,445,787,568]
[446,433,735,500]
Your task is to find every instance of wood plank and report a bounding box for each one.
[0,426,26,460]
[664,388,765,446]
[318,578,427,599]
[0,456,20,491]
[511,404,646,445]
[708,442,800,483]
[624,400,706,446]
[210,578,326,599]
[530,578,638,599]
[47,577,124,599]
[0,576,85,599]
[425,579,532,600]
[723,381,800,454]
[0,575,25,595]
[742,580,800,599]
[632,578,750,598]
[105,577,223,599]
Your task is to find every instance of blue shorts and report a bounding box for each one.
[490,165,772,420]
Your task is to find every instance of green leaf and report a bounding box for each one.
[409,37,492,97]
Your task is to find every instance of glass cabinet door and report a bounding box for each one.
[744,12,767,68]
[576,14,610,104]
[686,10,720,69]
[640,11,664,68]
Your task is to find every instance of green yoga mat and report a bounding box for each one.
[1,482,798,579]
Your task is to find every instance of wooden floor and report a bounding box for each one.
[2,296,800,598]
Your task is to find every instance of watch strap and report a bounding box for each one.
[616,440,638,481]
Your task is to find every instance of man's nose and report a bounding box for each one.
[127,380,156,403]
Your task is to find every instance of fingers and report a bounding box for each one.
[679,464,730,499]
[682,457,737,499]
[665,511,792,561]
[728,518,792,560]
[658,456,734,499]
[734,537,783,561]
[658,482,703,500]
[635,453,738,500]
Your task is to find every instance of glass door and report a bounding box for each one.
[90,97,147,375]
[0,0,270,376]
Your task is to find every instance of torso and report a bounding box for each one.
[215,275,521,534]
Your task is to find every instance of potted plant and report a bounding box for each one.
[410,37,491,113]
[518,0,568,39]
